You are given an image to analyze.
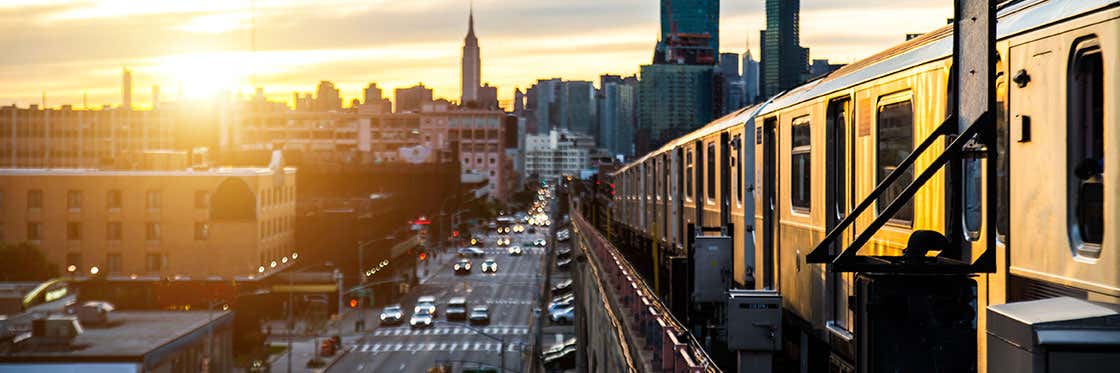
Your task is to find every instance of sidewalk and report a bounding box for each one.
[265,307,376,372]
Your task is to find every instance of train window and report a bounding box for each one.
[791,116,811,212]
[685,150,693,201]
[1067,36,1104,256]
[876,99,914,224]
[706,142,716,202]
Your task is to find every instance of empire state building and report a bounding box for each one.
[460,7,481,104]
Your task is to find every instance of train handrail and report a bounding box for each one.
[805,115,954,264]
[807,111,997,274]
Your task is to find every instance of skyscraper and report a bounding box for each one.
[742,47,760,104]
[762,0,808,98]
[719,52,744,114]
[460,6,481,105]
[637,64,716,154]
[314,81,341,112]
[394,84,434,113]
[122,68,132,110]
[562,81,596,136]
[655,0,720,63]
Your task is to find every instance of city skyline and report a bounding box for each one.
[1,0,951,109]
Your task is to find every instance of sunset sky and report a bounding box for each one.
[0,0,952,109]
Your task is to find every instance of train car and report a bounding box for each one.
[608,0,1119,371]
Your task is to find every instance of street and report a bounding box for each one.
[328,227,549,373]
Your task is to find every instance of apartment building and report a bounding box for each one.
[0,156,296,280]
[0,105,175,168]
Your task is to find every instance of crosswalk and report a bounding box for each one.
[483,299,534,305]
[370,325,529,337]
[353,341,521,353]
[472,247,546,255]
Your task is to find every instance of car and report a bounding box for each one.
[320,338,337,356]
[534,239,547,247]
[549,306,574,324]
[487,222,497,230]
[454,259,472,274]
[556,247,572,259]
[481,259,498,273]
[557,258,572,270]
[528,227,537,234]
[551,279,573,294]
[496,236,511,246]
[457,247,485,257]
[446,297,468,320]
[556,229,570,242]
[379,304,404,325]
[513,224,525,233]
[549,295,574,312]
[415,296,437,317]
[410,308,434,328]
[469,306,490,325]
[508,246,523,256]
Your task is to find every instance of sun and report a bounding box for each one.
[154,52,253,100]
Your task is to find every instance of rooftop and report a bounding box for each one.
[0,310,232,362]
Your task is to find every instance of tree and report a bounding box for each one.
[0,242,59,281]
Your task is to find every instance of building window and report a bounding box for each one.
[106,190,122,209]
[67,190,82,211]
[66,222,82,240]
[489,158,495,165]
[685,150,693,200]
[106,254,122,274]
[195,191,210,209]
[195,222,210,241]
[876,99,914,224]
[706,142,716,202]
[146,222,161,241]
[1068,36,1104,255]
[27,222,42,240]
[106,222,122,240]
[27,190,43,209]
[791,116,812,211]
[145,253,166,272]
[66,253,81,272]
[146,190,162,209]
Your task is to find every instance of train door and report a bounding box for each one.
[825,97,856,359]
[762,116,779,290]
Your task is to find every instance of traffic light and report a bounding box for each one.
[419,252,428,261]
[452,230,459,238]
[348,297,359,309]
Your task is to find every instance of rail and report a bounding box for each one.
[572,210,720,373]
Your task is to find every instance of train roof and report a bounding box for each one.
[760,0,1117,117]
[613,0,1117,177]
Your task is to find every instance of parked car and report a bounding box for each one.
[379,304,403,325]
[549,295,574,312]
[454,259,472,274]
[410,308,434,328]
[469,306,490,325]
[551,279,573,294]
[556,258,572,270]
[556,247,572,259]
[549,306,574,324]
[446,297,468,320]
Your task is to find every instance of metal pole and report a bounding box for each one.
[335,269,343,338]
[287,271,293,373]
[501,339,506,373]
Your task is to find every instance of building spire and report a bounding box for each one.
[468,1,475,35]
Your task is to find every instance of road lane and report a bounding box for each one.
[328,228,546,373]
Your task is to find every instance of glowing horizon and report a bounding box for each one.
[0,0,951,109]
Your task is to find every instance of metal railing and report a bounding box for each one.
[572,210,720,373]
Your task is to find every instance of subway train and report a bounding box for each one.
[602,0,1118,372]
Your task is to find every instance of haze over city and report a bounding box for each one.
[2,0,950,108]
